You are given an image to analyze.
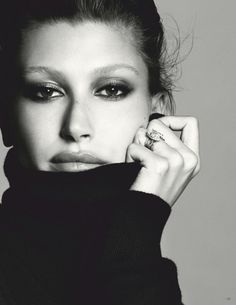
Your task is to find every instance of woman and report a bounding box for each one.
[0,0,200,304]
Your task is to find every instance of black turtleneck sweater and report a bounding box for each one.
[0,149,183,305]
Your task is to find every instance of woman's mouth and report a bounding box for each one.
[50,152,107,172]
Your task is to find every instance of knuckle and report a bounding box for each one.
[136,127,146,136]
[148,119,162,130]
[184,152,199,172]
[151,140,164,151]
[158,158,169,172]
[127,143,138,153]
[188,116,199,127]
[134,128,146,144]
[194,162,201,175]
[170,152,184,168]
[191,165,201,179]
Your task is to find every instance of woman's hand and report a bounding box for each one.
[126,116,200,207]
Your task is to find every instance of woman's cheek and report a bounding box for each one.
[13,102,59,166]
[99,105,149,162]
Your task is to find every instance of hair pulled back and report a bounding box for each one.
[0,0,177,130]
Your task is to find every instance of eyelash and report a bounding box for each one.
[22,81,133,102]
[23,83,64,102]
[94,81,133,101]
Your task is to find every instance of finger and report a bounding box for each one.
[147,119,184,150]
[151,141,189,204]
[133,127,147,146]
[134,125,198,177]
[151,132,199,177]
[150,140,184,171]
[134,119,200,177]
[158,116,200,157]
[148,117,200,176]
[149,140,199,204]
[126,143,168,174]
[134,128,187,174]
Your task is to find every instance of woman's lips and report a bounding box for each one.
[50,152,107,172]
[52,152,105,164]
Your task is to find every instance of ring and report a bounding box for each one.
[145,129,165,150]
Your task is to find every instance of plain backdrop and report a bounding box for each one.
[0,0,235,304]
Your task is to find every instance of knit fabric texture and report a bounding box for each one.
[0,149,183,305]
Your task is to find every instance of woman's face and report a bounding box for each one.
[13,21,155,171]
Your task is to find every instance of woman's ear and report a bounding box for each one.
[150,92,172,116]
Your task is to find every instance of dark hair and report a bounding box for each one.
[0,0,178,129]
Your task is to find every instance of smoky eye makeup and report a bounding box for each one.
[19,70,136,102]
[20,81,65,102]
[93,78,134,101]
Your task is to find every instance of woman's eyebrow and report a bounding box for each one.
[23,66,67,83]
[22,64,139,80]
[91,64,139,76]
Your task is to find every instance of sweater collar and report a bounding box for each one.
[2,148,141,208]
[1,149,141,304]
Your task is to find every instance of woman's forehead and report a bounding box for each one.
[19,21,148,77]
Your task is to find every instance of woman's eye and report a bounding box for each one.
[23,84,64,102]
[95,83,132,100]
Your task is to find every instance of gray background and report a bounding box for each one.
[0,0,235,304]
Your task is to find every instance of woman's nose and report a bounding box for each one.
[60,102,94,143]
